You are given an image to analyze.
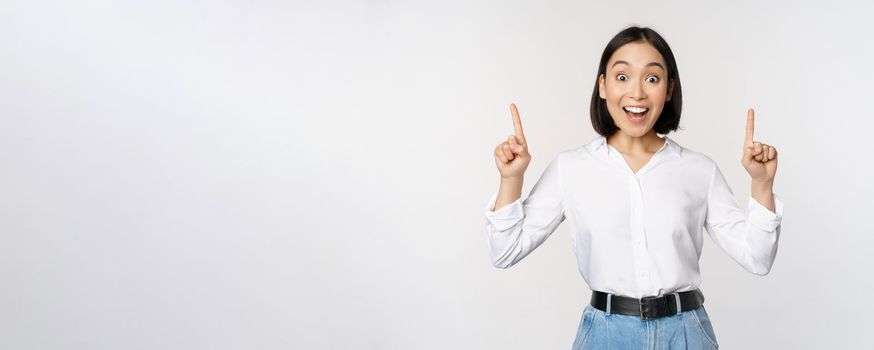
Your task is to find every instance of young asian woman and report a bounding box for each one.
[484,26,782,349]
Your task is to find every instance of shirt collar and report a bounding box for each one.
[585,134,683,158]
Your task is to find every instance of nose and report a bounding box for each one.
[630,80,646,100]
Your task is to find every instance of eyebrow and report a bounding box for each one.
[611,61,665,71]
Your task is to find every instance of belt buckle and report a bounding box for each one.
[639,296,658,320]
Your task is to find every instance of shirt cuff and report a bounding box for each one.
[747,193,784,232]
[484,192,524,231]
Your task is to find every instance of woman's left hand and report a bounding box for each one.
[741,108,778,182]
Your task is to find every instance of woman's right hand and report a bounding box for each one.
[494,103,531,179]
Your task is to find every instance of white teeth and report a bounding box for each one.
[623,106,648,114]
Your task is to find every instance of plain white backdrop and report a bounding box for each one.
[1,0,873,349]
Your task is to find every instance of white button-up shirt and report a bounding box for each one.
[484,135,784,298]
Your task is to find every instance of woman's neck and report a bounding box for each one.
[606,130,665,155]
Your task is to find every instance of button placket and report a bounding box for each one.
[601,138,672,296]
[607,144,653,290]
[629,174,650,284]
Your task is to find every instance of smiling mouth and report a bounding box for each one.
[623,106,649,120]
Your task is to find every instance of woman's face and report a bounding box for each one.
[599,41,673,138]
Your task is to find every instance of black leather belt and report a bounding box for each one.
[590,289,705,320]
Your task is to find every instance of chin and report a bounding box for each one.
[617,125,653,138]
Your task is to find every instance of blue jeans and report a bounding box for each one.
[572,303,720,349]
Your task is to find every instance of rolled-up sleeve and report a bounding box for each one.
[704,163,784,276]
[484,155,565,269]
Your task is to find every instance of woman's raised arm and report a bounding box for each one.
[485,103,566,269]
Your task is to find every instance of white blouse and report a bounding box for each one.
[484,135,784,299]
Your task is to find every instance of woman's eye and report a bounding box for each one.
[616,74,627,81]
[646,76,659,83]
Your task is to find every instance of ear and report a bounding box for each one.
[666,79,674,102]
[598,74,606,99]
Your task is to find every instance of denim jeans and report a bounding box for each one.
[572,303,719,349]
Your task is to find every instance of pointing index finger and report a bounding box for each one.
[745,108,755,146]
[510,103,527,144]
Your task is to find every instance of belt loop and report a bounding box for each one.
[672,292,681,314]
[606,293,612,315]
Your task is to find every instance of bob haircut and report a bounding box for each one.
[590,26,682,137]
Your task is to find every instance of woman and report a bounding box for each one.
[484,26,783,349]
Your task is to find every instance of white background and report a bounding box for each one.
[2,0,873,349]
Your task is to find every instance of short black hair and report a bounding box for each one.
[590,26,682,137]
